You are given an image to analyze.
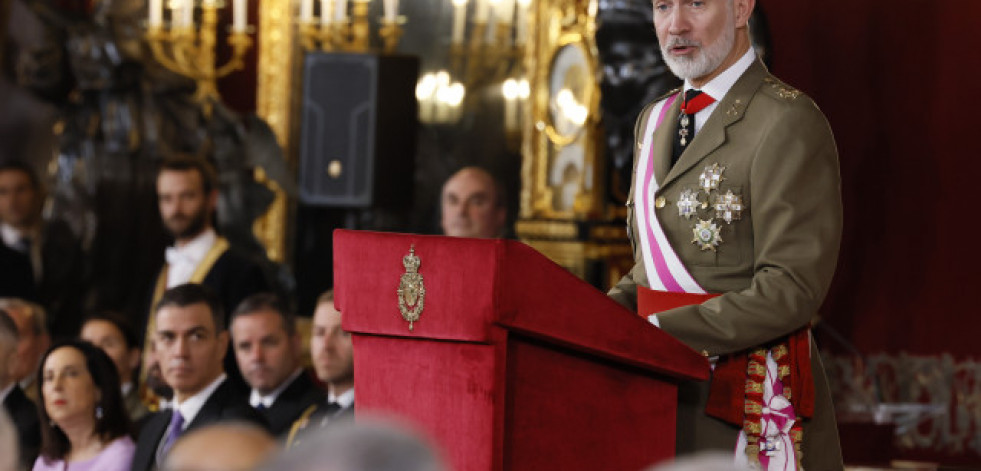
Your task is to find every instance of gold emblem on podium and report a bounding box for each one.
[397,245,425,331]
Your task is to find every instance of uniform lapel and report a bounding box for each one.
[662,60,768,189]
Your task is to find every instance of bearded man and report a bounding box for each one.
[608,1,843,469]
[143,156,270,395]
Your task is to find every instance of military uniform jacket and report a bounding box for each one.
[608,59,844,470]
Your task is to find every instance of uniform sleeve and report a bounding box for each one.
[656,100,843,356]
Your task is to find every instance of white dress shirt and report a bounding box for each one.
[165,229,217,288]
[683,46,758,135]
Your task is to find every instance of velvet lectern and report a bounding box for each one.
[333,230,710,471]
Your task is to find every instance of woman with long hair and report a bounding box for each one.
[32,340,134,471]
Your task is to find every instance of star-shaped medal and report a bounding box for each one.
[713,189,744,224]
[692,219,722,251]
[677,188,701,219]
[698,163,726,193]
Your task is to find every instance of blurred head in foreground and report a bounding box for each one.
[261,419,446,471]
[162,421,278,471]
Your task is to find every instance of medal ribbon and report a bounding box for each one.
[634,93,706,294]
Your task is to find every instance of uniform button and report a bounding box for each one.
[655,196,666,208]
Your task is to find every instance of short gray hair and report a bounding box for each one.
[262,419,446,471]
[0,298,47,336]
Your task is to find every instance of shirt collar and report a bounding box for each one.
[170,228,217,263]
[0,383,14,403]
[249,368,303,408]
[327,388,355,409]
[173,373,226,429]
[685,46,757,102]
[0,223,25,247]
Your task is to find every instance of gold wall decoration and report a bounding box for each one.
[254,0,296,263]
[523,0,601,220]
[517,0,632,290]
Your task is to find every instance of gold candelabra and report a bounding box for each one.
[145,0,253,116]
[298,0,404,54]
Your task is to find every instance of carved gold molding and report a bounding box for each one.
[253,0,295,263]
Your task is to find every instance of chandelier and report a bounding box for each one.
[417,0,532,126]
[145,0,254,115]
[297,0,405,53]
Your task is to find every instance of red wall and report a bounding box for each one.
[759,0,981,358]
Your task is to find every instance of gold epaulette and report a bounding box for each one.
[285,403,321,449]
[762,76,802,100]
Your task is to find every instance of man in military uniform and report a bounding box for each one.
[286,290,354,447]
[608,1,842,469]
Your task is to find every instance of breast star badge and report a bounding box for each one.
[713,189,744,224]
[677,188,701,219]
[692,219,722,251]
[699,163,726,193]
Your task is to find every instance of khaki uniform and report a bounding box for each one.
[609,59,844,470]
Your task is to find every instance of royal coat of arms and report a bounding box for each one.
[397,245,425,331]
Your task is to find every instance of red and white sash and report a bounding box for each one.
[634,93,706,295]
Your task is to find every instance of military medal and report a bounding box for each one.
[676,188,701,219]
[699,163,726,193]
[692,219,722,251]
[679,114,691,146]
[713,189,744,224]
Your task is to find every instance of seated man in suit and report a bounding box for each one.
[287,290,354,447]
[132,283,267,471]
[0,161,84,340]
[0,308,39,468]
[440,167,508,239]
[230,293,324,437]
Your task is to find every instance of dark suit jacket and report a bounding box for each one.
[37,219,84,339]
[131,378,268,471]
[0,242,37,301]
[259,371,325,438]
[3,384,40,468]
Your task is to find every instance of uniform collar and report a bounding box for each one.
[249,368,303,408]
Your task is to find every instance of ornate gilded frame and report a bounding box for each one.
[521,0,601,221]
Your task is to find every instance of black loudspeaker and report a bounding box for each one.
[298,53,419,208]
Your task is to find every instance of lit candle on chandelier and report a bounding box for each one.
[383,0,398,22]
[334,0,347,22]
[233,0,247,32]
[181,0,194,28]
[300,0,313,23]
[451,0,467,45]
[148,0,163,28]
[474,0,489,22]
[320,0,334,26]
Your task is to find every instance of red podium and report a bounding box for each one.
[333,230,709,471]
